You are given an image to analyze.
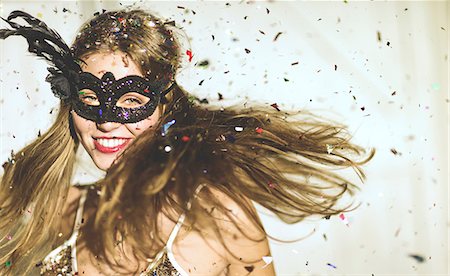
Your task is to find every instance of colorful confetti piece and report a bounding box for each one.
[327,263,337,269]
[162,119,176,136]
[339,213,349,226]
[186,50,193,62]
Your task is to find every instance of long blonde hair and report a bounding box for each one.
[0,9,374,275]
[0,103,77,274]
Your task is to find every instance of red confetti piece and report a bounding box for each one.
[143,89,150,93]
[181,135,190,142]
[255,127,264,134]
[268,182,276,189]
[339,213,349,226]
[186,50,193,62]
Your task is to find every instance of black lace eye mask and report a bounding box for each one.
[0,11,175,125]
[73,72,174,124]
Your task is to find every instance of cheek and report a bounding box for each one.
[127,108,161,136]
[72,112,96,138]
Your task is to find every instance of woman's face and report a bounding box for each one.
[72,51,161,171]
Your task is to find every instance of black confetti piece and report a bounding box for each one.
[273,32,283,41]
[409,254,425,263]
[244,265,254,272]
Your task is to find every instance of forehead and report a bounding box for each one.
[80,51,143,79]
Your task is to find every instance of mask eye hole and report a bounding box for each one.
[79,89,100,106]
[116,92,150,108]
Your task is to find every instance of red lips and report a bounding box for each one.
[93,137,131,153]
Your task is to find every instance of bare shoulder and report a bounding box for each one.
[196,186,276,275]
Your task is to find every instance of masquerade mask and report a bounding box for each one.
[75,72,174,123]
[0,11,174,124]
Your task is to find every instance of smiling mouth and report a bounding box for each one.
[93,137,131,153]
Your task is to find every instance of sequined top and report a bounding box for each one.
[39,189,188,276]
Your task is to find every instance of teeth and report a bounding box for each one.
[96,138,127,148]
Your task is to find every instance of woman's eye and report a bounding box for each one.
[124,97,142,105]
[79,92,100,106]
[117,93,149,108]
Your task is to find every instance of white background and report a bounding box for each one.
[0,1,448,275]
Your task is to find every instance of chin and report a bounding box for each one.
[92,153,119,171]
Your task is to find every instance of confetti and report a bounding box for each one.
[6,235,12,240]
[431,83,440,90]
[327,263,337,269]
[162,119,176,136]
[218,93,223,100]
[186,50,193,62]
[197,60,209,68]
[5,261,11,267]
[273,32,283,41]
[268,182,276,189]
[326,144,334,154]
[181,136,190,142]
[234,126,244,132]
[262,256,273,265]
[334,64,338,71]
[245,48,251,54]
[261,256,273,268]
[255,127,263,134]
[377,31,382,42]
[409,254,425,263]
[164,145,172,152]
[244,265,254,272]
[339,213,349,226]
[270,103,280,111]
[291,61,299,66]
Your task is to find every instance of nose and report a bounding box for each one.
[96,121,122,132]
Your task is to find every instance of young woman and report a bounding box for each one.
[0,9,373,275]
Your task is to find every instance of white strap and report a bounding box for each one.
[72,188,88,273]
